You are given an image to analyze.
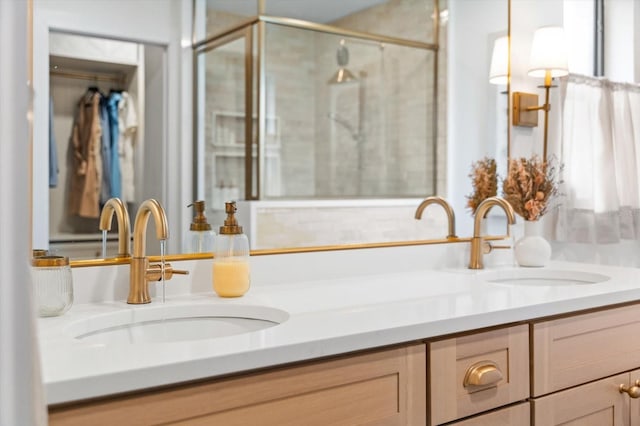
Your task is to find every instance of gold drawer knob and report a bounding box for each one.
[620,381,640,398]
[463,361,503,388]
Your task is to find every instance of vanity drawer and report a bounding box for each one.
[428,324,529,425]
[532,303,640,396]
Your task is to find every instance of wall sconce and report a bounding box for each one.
[489,36,509,85]
[512,26,568,159]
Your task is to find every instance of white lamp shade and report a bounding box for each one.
[528,26,569,78]
[489,36,509,85]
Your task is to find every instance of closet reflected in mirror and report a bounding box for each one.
[45,32,166,259]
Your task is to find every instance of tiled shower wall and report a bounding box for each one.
[263,26,317,197]
[315,0,443,197]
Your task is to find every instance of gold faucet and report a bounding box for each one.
[469,196,516,270]
[128,199,188,304]
[99,198,131,258]
[415,196,457,239]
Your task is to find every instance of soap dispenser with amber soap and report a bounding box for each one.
[185,200,215,253]
[213,201,250,297]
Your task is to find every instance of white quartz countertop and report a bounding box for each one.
[39,260,640,405]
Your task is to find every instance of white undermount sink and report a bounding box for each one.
[479,268,610,286]
[66,304,289,345]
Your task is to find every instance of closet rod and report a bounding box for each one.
[50,69,124,84]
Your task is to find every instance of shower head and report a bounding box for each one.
[328,40,358,85]
[328,68,358,85]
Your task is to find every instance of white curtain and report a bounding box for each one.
[556,74,640,244]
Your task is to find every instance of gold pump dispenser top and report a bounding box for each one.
[188,200,212,232]
[219,201,243,235]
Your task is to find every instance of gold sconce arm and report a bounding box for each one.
[512,88,551,159]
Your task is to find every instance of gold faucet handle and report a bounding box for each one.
[482,241,512,254]
[146,263,190,281]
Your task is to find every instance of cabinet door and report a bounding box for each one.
[532,373,629,426]
[448,402,530,426]
[533,304,640,396]
[49,344,426,426]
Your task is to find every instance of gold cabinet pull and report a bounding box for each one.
[619,381,640,398]
[463,361,503,387]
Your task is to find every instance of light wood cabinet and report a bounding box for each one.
[428,324,529,425]
[532,304,640,397]
[531,304,640,426]
[49,343,426,426]
[531,370,640,426]
[447,402,530,426]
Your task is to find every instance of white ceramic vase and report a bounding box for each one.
[514,219,551,267]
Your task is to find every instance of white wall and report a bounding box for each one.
[0,1,47,423]
[32,0,192,254]
[563,0,595,76]
[605,0,638,83]
[447,0,508,236]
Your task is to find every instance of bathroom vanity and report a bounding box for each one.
[39,244,640,425]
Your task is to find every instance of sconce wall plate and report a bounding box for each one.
[513,92,539,127]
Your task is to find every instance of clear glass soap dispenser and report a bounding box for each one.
[213,201,250,297]
[185,200,215,253]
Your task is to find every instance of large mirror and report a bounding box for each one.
[32,0,509,260]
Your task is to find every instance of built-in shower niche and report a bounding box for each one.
[207,111,281,212]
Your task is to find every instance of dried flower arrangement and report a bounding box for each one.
[466,157,498,214]
[502,156,559,221]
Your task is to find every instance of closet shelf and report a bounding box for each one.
[50,55,136,85]
[50,69,124,84]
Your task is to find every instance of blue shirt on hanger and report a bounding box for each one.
[107,91,122,199]
[99,93,111,203]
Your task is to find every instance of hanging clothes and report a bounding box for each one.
[99,93,112,204]
[67,89,102,218]
[118,91,138,204]
[106,91,122,199]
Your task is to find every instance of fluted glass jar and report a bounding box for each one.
[31,255,73,317]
